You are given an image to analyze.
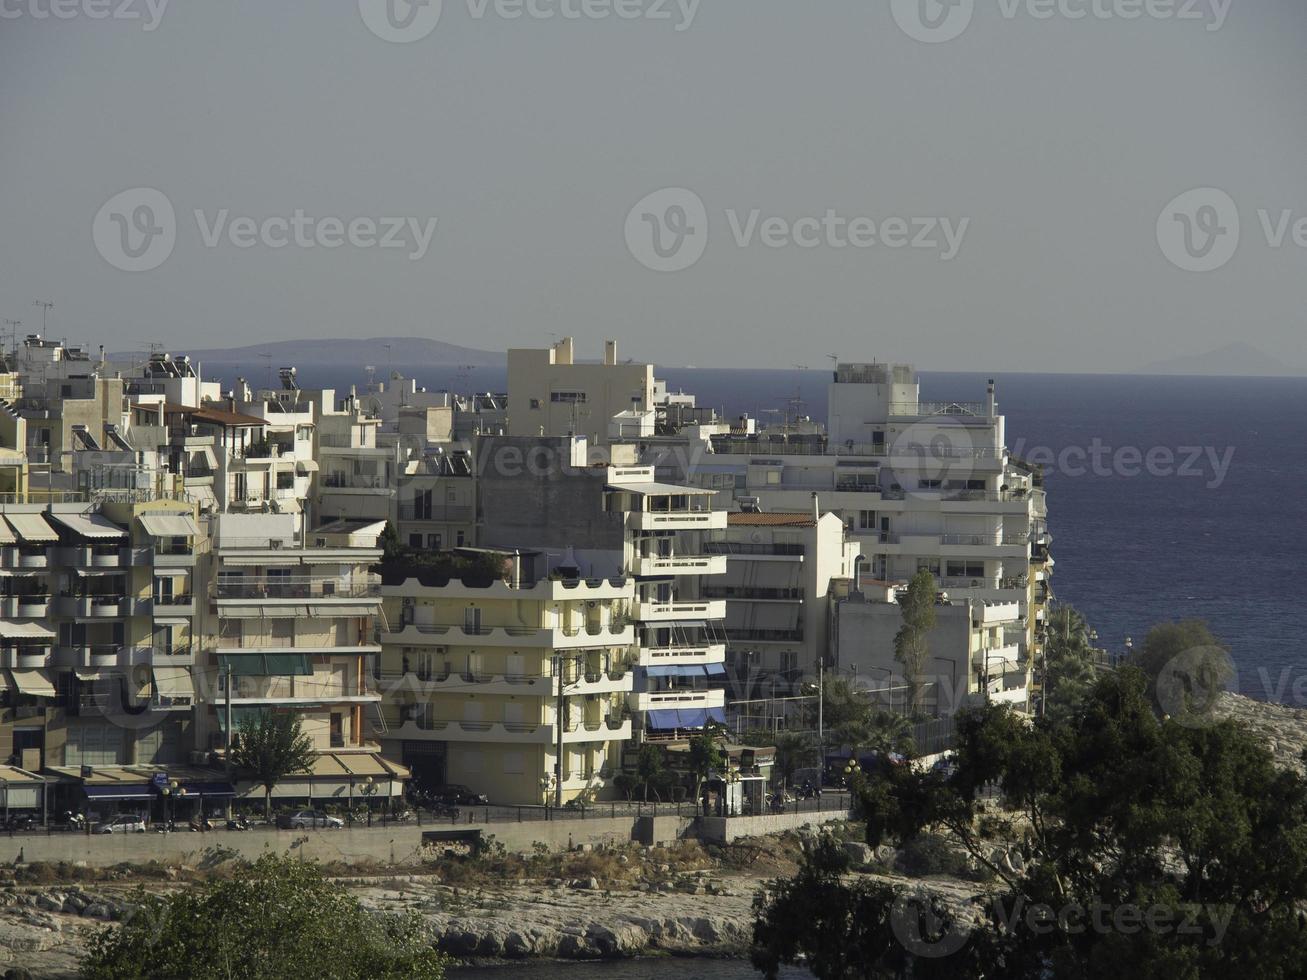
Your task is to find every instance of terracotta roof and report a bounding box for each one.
[727,512,815,527]
[165,402,267,427]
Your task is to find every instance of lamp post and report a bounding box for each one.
[361,776,377,826]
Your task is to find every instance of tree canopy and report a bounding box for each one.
[754,656,1307,979]
[229,710,316,818]
[894,569,938,714]
[81,854,448,980]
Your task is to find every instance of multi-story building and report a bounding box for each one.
[834,585,1028,714]
[702,364,1050,709]
[200,514,407,806]
[703,509,858,728]
[0,492,204,815]
[377,552,635,804]
[507,339,655,447]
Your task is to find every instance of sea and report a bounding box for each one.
[448,962,811,980]
[210,361,1305,701]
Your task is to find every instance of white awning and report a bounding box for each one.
[9,670,56,697]
[137,513,200,538]
[5,513,58,544]
[153,666,195,698]
[296,459,319,474]
[0,518,15,546]
[311,604,375,618]
[74,668,102,681]
[189,483,218,510]
[275,498,302,515]
[219,605,308,619]
[0,622,56,640]
[50,512,128,540]
[607,481,715,496]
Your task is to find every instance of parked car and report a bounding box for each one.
[93,814,147,834]
[277,809,344,830]
[428,784,489,806]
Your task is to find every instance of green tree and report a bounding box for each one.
[1041,605,1100,723]
[229,711,316,820]
[773,731,818,789]
[753,666,1307,978]
[80,854,447,980]
[687,728,727,805]
[1129,619,1233,721]
[894,569,937,714]
[635,742,669,801]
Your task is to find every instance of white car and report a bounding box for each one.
[93,814,147,834]
[280,809,344,829]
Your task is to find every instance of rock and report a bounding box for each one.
[34,896,60,913]
[842,841,874,865]
[62,896,87,914]
[82,904,111,919]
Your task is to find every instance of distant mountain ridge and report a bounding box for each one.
[1136,342,1302,377]
[111,336,505,368]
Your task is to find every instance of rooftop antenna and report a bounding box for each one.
[2,320,20,360]
[33,300,53,333]
[259,351,272,392]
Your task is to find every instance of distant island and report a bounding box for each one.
[1136,342,1303,378]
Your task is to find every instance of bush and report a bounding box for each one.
[893,833,972,878]
[79,854,448,980]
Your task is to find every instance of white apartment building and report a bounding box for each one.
[507,339,655,447]
[702,364,1052,707]
[703,509,858,727]
[835,587,1028,714]
[201,514,407,805]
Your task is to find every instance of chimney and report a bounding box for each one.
[555,336,574,365]
[986,379,996,418]
[812,491,820,523]
[511,549,522,589]
[604,340,618,366]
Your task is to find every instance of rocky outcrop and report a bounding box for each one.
[1217,693,1307,773]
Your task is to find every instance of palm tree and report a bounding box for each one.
[773,731,818,790]
[229,711,316,820]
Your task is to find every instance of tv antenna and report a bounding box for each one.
[2,320,20,359]
[33,300,53,333]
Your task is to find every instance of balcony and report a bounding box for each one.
[704,542,805,561]
[728,628,804,643]
[0,645,53,669]
[151,545,197,568]
[627,509,727,532]
[384,622,635,650]
[701,586,803,602]
[634,554,728,577]
[57,545,144,569]
[54,595,131,618]
[56,644,152,669]
[383,716,632,745]
[639,643,727,666]
[14,548,51,569]
[225,675,381,706]
[633,599,726,623]
[630,688,726,713]
[215,576,381,602]
[152,593,196,617]
[0,594,51,618]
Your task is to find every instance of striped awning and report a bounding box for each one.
[5,514,58,543]
[49,512,128,540]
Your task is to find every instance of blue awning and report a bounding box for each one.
[707,706,727,725]
[83,785,153,801]
[677,708,709,729]
[647,709,681,731]
[704,664,728,679]
[646,665,705,678]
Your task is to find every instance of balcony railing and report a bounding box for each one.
[216,577,380,600]
[701,586,804,601]
[704,542,805,557]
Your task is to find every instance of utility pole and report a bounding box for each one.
[553,654,566,808]
[223,664,233,817]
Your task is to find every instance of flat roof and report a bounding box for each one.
[607,481,715,496]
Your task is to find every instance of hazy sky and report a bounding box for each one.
[2,0,1305,372]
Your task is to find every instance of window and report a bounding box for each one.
[270,620,294,644]
[456,531,466,547]
[919,479,943,490]
[917,558,941,575]
[550,391,587,404]
[409,534,423,548]
[65,725,124,767]
[946,561,986,579]
[427,533,442,550]
[276,471,294,490]
[529,399,541,410]
[858,510,877,530]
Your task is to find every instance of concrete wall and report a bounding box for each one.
[699,807,852,844]
[0,813,701,868]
